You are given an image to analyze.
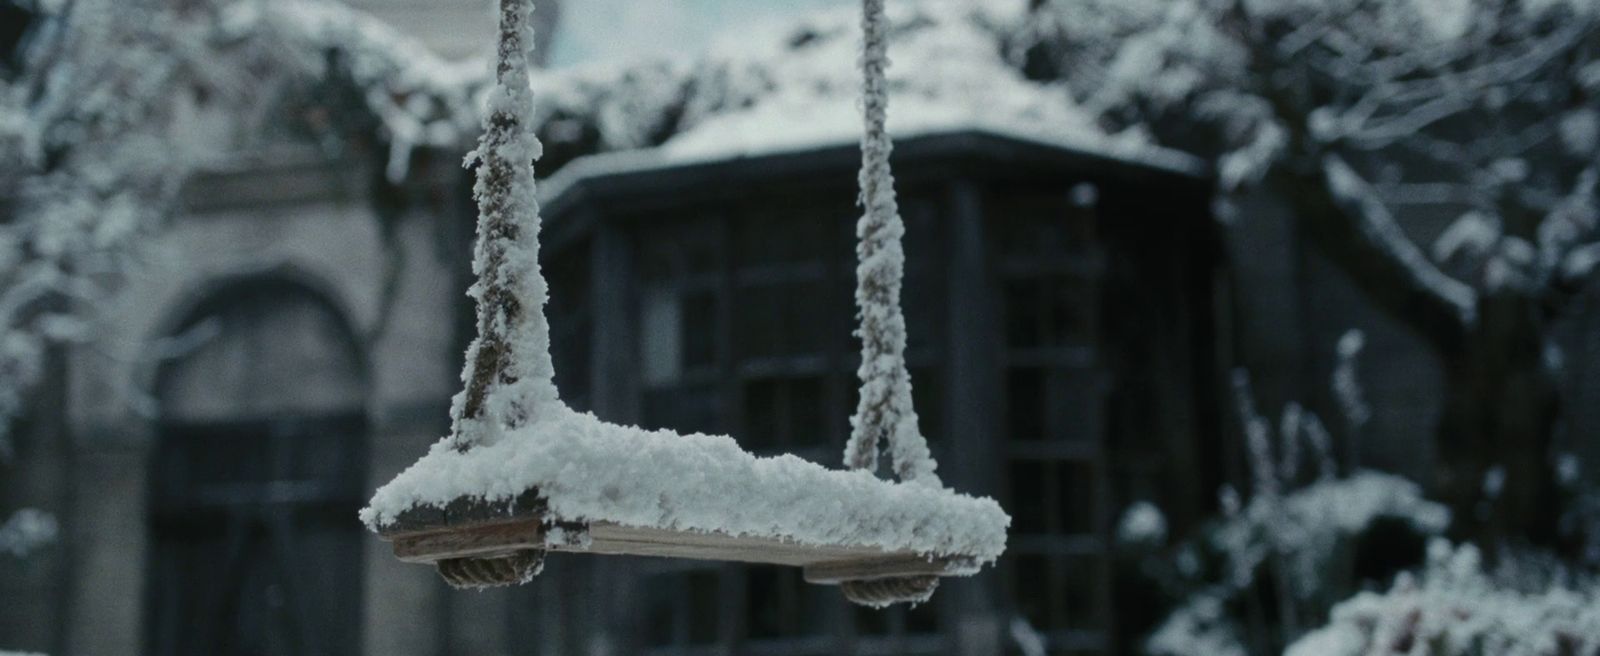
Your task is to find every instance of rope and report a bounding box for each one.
[436,550,546,589]
[842,0,941,487]
[840,576,940,608]
[449,0,558,450]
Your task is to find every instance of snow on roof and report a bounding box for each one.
[257,0,1201,188]
[652,0,1180,164]
[534,0,1203,203]
[538,120,1205,209]
[361,404,1010,563]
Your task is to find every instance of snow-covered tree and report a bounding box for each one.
[0,0,498,565]
[0,0,491,451]
[1019,0,1600,550]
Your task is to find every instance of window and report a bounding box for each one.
[744,568,829,640]
[623,194,952,654]
[994,188,1112,652]
[741,376,827,452]
[641,568,722,648]
[636,218,724,435]
[547,242,593,410]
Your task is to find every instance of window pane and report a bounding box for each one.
[1056,461,1096,536]
[854,603,891,636]
[643,385,720,436]
[1007,369,1046,441]
[1005,279,1043,348]
[789,377,826,448]
[736,207,831,268]
[735,282,827,359]
[992,199,1096,258]
[683,291,718,369]
[687,570,719,645]
[1043,276,1094,347]
[906,596,939,634]
[1008,461,1048,534]
[640,287,683,386]
[641,574,676,646]
[1047,371,1101,442]
[1011,554,1054,630]
[638,219,718,282]
[740,379,783,451]
[1063,555,1104,631]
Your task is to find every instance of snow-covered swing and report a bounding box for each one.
[362,0,1008,607]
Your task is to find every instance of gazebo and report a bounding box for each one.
[522,123,1226,652]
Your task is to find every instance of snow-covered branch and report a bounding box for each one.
[1318,155,1479,330]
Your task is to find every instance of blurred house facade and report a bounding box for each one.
[0,53,1228,656]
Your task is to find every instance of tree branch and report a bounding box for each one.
[1286,154,1479,349]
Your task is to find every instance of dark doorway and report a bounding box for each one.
[145,279,368,656]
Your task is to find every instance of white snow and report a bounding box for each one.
[1558,108,1599,157]
[1213,471,1450,595]
[1008,617,1048,656]
[362,404,1009,562]
[1288,541,1600,656]
[1324,156,1479,326]
[1331,329,1371,432]
[0,508,58,558]
[1116,500,1169,546]
[1147,595,1249,656]
[650,1,1196,175]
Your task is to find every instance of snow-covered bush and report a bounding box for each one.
[1144,473,1449,656]
[1287,541,1600,656]
[1141,364,1449,656]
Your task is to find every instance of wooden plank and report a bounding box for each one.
[391,519,546,563]
[802,554,979,585]
[382,498,985,583]
[573,522,893,567]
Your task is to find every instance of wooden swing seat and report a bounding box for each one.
[376,489,980,587]
[365,0,1008,608]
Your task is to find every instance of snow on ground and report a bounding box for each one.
[362,404,1009,562]
[1287,541,1600,656]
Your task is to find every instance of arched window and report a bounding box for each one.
[145,278,367,656]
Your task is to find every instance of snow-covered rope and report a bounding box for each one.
[448,0,558,450]
[843,0,940,487]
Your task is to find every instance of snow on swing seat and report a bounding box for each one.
[362,404,1008,584]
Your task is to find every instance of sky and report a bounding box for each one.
[546,0,851,67]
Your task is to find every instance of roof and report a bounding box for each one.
[539,122,1211,221]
